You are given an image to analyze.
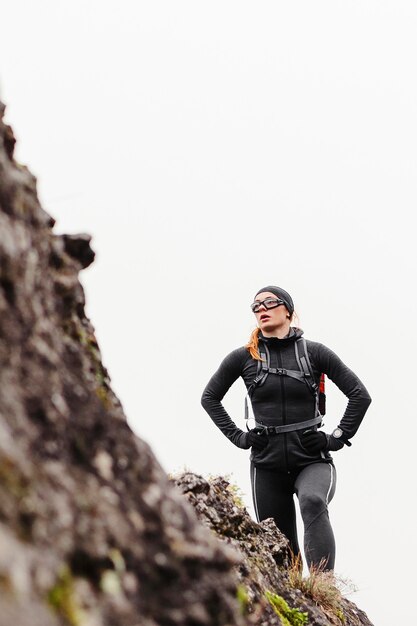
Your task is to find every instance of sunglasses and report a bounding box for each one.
[250,298,285,313]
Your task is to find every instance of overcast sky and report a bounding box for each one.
[1,2,416,624]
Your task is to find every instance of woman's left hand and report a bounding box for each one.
[300,430,328,454]
[300,429,344,453]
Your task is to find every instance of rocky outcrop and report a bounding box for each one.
[173,472,374,626]
[0,100,246,626]
[0,100,374,626]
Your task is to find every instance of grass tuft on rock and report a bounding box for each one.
[288,553,353,623]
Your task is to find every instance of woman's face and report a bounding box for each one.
[252,291,290,333]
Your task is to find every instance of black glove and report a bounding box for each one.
[246,429,269,451]
[300,429,344,454]
[300,430,328,454]
[326,434,345,452]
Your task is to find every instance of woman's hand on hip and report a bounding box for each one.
[246,430,269,451]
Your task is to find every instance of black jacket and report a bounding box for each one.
[201,328,372,471]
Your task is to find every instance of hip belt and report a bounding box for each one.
[254,414,323,435]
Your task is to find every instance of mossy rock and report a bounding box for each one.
[265,590,308,626]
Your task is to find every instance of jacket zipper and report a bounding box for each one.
[277,350,289,473]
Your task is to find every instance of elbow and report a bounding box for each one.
[359,391,372,416]
[201,387,220,413]
[356,383,372,409]
[201,389,211,411]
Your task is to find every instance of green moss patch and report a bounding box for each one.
[265,590,308,626]
[236,584,249,614]
[48,567,85,626]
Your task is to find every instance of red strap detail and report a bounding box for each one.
[319,373,325,393]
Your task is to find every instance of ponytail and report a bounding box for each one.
[245,327,263,361]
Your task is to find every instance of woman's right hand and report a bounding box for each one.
[246,429,269,451]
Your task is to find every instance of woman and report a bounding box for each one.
[201,285,371,571]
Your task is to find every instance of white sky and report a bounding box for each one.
[1,2,416,624]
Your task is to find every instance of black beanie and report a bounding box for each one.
[254,285,294,316]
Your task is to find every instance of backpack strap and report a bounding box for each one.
[244,352,265,426]
[294,337,318,393]
[257,344,271,386]
[294,337,321,416]
[260,342,306,383]
[245,335,323,426]
[254,414,323,434]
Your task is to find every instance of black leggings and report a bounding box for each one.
[250,461,337,570]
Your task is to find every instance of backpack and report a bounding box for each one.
[244,336,326,429]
